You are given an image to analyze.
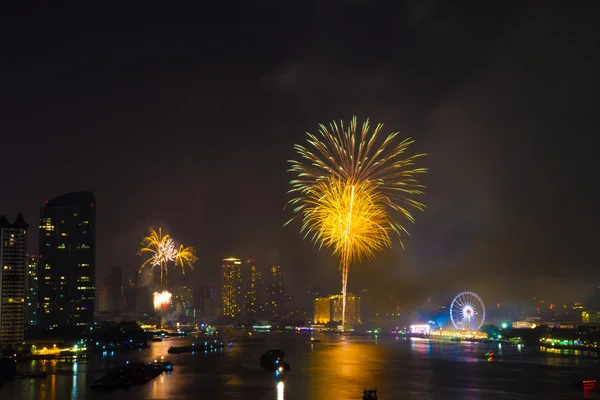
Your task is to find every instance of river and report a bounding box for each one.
[1,331,599,399]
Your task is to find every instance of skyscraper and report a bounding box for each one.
[313,294,361,328]
[222,257,242,317]
[97,265,122,316]
[0,213,29,348]
[269,265,284,316]
[26,255,38,326]
[243,259,262,317]
[38,192,96,329]
[122,270,138,316]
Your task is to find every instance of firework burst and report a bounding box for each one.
[153,290,172,311]
[138,227,197,288]
[287,116,427,330]
[175,244,198,275]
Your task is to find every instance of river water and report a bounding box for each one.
[1,332,600,399]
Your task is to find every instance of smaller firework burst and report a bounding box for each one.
[153,291,172,311]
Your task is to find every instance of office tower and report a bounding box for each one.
[0,213,29,348]
[243,258,261,316]
[222,257,242,317]
[312,294,361,328]
[331,294,361,326]
[26,255,38,326]
[122,270,138,315]
[97,265,122,315]
[314,297,332,324]
[268,265,284,316]
[38,192,96,329]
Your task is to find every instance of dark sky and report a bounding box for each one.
[1,2,599,309]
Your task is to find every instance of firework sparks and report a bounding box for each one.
[287,116,427,330]
[153,290,172,310]
[175,244,198,275]
[138,227,197,288]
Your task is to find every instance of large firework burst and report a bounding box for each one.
[287,116,427,330]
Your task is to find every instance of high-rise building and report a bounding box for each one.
[0,213,29,348]
[331,294,361,326]
[122,270,138,315]
[38,192,96,329]
[269,265,284,316]
[243,259,262,316]
[313,293,361,328]
[97,265,122,316]
[26,255,38,326]
[222,257,242,317]
[314,297,332,324]
[193,283,217,318]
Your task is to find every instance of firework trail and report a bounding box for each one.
[287,116,426,330]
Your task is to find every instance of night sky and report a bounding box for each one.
[2,2,599,308]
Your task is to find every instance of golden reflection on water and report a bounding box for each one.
[309,339,380,398]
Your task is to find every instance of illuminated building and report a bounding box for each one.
[314,297,331,324]
[269,265,284,316]
[0,213,29,348]
[174,283,193,311]
[409,324,431,335]
[313,294,361,328]
[97,265,122,316]
[430,329,488,340]
[26,254,38,326]
[332,294,361,326]
[243,259,261,316]
[38,192,96,329]
[582,311,600,323]
[512,321,538,329]
[222,257,242,317]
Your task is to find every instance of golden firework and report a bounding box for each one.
[175,244,198,275]
[287,116,427,330]
[138,227,197,287]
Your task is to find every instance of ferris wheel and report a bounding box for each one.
[450,291,485,331]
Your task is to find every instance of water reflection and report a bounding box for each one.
[410,337,431,354]
[4,334,600,399]
[71,362,78,399]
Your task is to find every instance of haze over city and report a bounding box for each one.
[2,2,599,311]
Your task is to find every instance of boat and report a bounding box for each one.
[363,388,377,399]
[151,335,163,342]
[484,351,495,359]
[310,337,321,343]
[151,360,174,372]
[168,341,224,354]
[260,350,290,372]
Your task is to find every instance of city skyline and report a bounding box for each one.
[1,3,599,308]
